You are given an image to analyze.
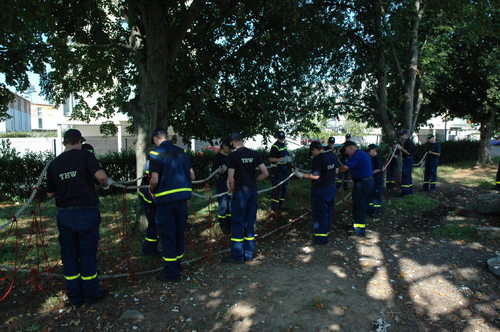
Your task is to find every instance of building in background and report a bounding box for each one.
[0,93,31,133]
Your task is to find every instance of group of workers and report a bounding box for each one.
[46,126,443,308]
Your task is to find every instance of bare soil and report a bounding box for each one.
[1,173,499,332]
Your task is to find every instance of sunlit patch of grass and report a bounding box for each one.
[384,193,439,214]
[432,223,478,241]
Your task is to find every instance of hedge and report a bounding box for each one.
[0,139,482,201]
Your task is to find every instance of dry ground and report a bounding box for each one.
[0,162,499,332]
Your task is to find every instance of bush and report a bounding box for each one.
[413,140,480,165]
[98,150,136,181]
[0,139,52,201]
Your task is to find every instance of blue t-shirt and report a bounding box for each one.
[213,152,230,194]
[426,142,441,161]
[403,139,414,158]
[311,152,342,189]
[345,149,373,180]
[371,155,383,184]
[228,147,263,192]
[149,141,192,204]
[47,149,102,208]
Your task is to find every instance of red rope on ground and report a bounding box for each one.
[204,182,214,263]
[0,216,19,301]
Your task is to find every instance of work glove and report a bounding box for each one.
[294,169,304,179]
[103,178,115,190]
[219,164,228,173]
[282,155,293,163]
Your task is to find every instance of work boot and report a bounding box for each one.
[85,290,109,306]
[221,255,244,264]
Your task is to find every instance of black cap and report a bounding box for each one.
[427,134,434,139]
[82,143,95,154]
[277,131,286,139]
[328,136,335,144]
[230,132,244,141]
[63,129,85,143]
[309,141,323,151]
[367,143,378,150]
[151,128,168,144]
[345,133,351,139]
[343,141,357,148]
[400,129,409,136]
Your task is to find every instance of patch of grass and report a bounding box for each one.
[432,223,478,241]
[384,193,439,214]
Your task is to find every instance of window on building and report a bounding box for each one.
[37,107,43,117]
[38,118,43,129]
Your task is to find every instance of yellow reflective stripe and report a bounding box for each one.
[177,254,184,259]
[155,188,192,197]
[369,203,374,206]
[81,273,97,280]
[231,238,244,242]
[138,191,152,204]
[227,214,232,217]
[423,181,430,184]
[430,182,437,184]
[149,151,159,155]
[272,144,287,151]
[163,256,177,262]
[496,182,500,184]
[401,184,413,187]
[279,198,285,201]
[353,224,366,228]
[244,237,255,241]
[145,170,150,174]
[314,233,328,237]
[271,199,279,203]
[145,237,157,242]
[218,215,227,218]
[373,205,381,207]
[64,273,80,280]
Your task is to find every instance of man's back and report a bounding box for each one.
[228,147,262,192]
[47,149,101,207]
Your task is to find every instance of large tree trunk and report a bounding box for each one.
[478,109,496,165]
[403,0,423,133]
[375,0,396,141]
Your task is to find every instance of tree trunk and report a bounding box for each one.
[411,87,424,131]
[478,109,496,165]
[375,0,396,141]
[403,0,423,133]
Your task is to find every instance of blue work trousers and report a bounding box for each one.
[311,186,336,244]
[156,201,187,280]
[386,163,398,189]
[423,158,439,192]
[271,169,288,210]
[217,193,232,235]
[369,182,383,217]
[352,178,374,236]
[141,201,159,255]
[401,157,414,195]
[57,207,101,305]
[231,191,258,262]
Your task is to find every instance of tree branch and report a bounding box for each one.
[167,0,205,66]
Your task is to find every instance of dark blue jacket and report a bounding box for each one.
[149,141,192,204]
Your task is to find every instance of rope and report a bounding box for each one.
[0,161,51,231]
[413,152,429,167]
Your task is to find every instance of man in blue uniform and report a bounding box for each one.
[213,138,232,235]
[149,128,195,282]
[337,134,353,191]
[46,129,109,307]
[294,141,341,244]
[139,156,160,255]
[323,136,336,152]
[223,133,269,264]
[367,144,383,218]
[385,141,401,189]
[399,130,414,195]
[339,141,374,237]
[423,134,441,192]
[269,131,291,211]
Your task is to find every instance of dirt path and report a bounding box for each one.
[1,181,499,331]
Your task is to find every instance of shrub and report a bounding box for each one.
[413,140,480,165]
